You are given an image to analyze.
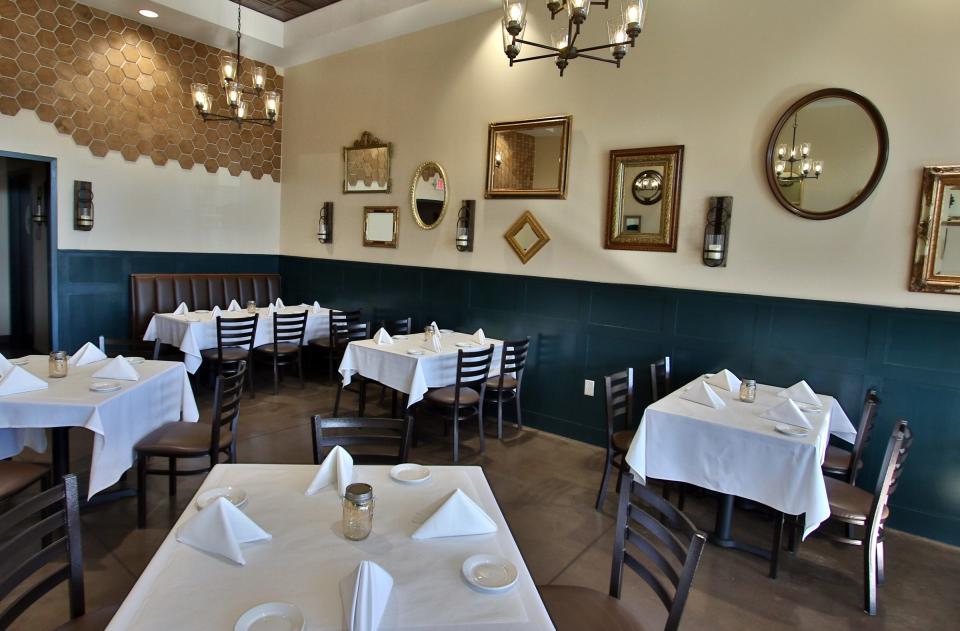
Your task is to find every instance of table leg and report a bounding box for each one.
[709,493,774,562]
[51,427,70,481]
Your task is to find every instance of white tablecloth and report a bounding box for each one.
[0,356,199,498]
[107,464,554,631]
[624,376,857,538]
[339,332,503,407]
[143,306,330,373]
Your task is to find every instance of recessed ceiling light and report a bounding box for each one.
[138,9,159,18]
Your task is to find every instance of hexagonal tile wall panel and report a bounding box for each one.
[0,0,283,182]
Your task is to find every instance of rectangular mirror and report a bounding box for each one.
[485,115,571,199]
[363,206,399,248]
[910,165,960,293]
[604,145,684,252]
[344,131,392,194]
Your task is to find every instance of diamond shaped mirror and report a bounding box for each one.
[505,210,550,264]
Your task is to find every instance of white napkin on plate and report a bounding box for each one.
[173,302,189,315]
[176,497,271,565]
[423,330,442,353]
[0,366,48,396]
[275,298,285,309]
[227,299,242,312]
[680,381,726,409]
[474,328,486,345]
[340,561,393,631]
[0,353,11,375]
[777,380,821,406]
[68,342,107,366]
[412,489,498,540]
[91,356,140,381]
[373,328,393,345]
[306,445,354,497]
[211,306,222,317]
[762,399,813,429]
[313,301,322,314]
[706,369,741,392]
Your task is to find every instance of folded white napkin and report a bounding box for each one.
[429,321,439,332]
[374,328,393,345]
[423,330,442,353]
[762,399,813,429]
[0,353,11,375]
[706,369,741,392]
[176,497,271,565]
[267,304,276,316]
[68,342,107,366]
[91,356,140,381]
[173,302,189,315]
[0,366,48,396]
[680,381,726,409]
[340,561,393,631]
[275,298,285,308]
[313,301,322,314]
[306,445,354,497]
[777,380,821,406]
[211,306,222,317]
[412,489,498,540]
[227,299,242,312]
[474,328,486,345]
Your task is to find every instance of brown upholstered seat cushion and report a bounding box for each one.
[254,342,300,356]
[0,461,48,501]
[425,386,480,407]
[538,585,648,631]
[825,476,888,522]
[135,422,231,457]
[199,347,250,362]
[485,375,517,390]
[612,430,636,454]
[53,605,120,631]
[308,337,333,349]
[822,445,852,474]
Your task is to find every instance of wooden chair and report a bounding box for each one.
[199,313,258,399]
[424,345,495,464]
[253,310,308,395]
[332,322,373,416]
[309,308,362,380]
[595,368,635,512]
[0,460,49,502]
[310,416,412,465]
[98,335,160,360]
[823,388,880,483]
[541,475,706,631]
[650,356,672,401]
[0,474,119,630]
[134,362,247,529]
[483,337,530,439]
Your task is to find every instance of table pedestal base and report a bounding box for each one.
[710,493,779,576]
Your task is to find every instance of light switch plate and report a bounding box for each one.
[584,379,595,397]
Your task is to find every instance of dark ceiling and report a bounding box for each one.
[241,0,345,22]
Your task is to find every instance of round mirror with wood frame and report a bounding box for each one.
[765,88,889,220]
[410,161,449,230]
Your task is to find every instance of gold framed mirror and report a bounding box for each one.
[362,206,398,248]
[343,131,392,194]
[485,115,571,199]
[505,210,550,264]
[410,162,449,230]
[910,165,960,294]
[604,146,683,252]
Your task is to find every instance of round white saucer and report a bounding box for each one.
[196,486,248,510]
[389,463,431,484]
[234,603,304,631]
[462,554,518,593]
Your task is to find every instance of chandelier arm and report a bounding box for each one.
[576,53,619,64]
[514,39,560,52]
[512,52,565,63]
[235,1,242,82]
[576,41,625,54]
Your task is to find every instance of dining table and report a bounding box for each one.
[142,305,331,373]
[106,463,555,630]
[0,355,198,499]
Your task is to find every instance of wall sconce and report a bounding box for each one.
[703,196,732,267]
[31,187,46,226]
[74,181,94,231]
[456,200,475,252]
[317,201,333,243]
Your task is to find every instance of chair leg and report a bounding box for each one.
[514,390,523,429]
[359,380,367,417]
[496,396,504,440]
[272,356,279,395]
[298,351,305,390]
[168,458,177,496]
[137,456,147,529]
[391,390,399,418]
[877,537,886,585]
[595,454,612,511]
[677,483,686,511]
[770,512,785,579]
[333,382,343,416]
[864,533,879,615]
[328,349,334,383]
[247,358,256,399]
[477,400,486,455]
[452,409,460,464]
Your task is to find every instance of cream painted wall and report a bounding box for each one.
[279,0,960,312]
[0,111,281,256]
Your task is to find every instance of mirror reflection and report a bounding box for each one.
[410,162,448,229]
[605,146,683,252]
[486,116,571,199]
[935,183,960,276]
[514,224,540,252]
[621,165,665,235]
[363,206,398,248]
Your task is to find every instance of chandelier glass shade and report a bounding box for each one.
[774,113,823,185]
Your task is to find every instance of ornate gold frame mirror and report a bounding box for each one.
[910,165,960,294]
[343,131,392,194]
[485,115,571,199]
[410,162,449,230]
[604,146,683,251]
[362,206,399,248]
[505,210,550,264]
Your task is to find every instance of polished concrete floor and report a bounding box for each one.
[5,375,960,630]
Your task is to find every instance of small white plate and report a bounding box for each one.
[407,349,425,356]
[11,358,29,366]
[90,382,122,393]
[196,486,248,510]
[389,463,431,484]
[393,335,408,340]
[462,554,518,593]
[234,603,304,631]
[796,402,823,414]
[126,357,145,365]
[439,329,454,334]
[456,342,477,348]
[775,423,809,437]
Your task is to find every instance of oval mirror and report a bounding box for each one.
[411,162,449,229]
[765,88,888,220]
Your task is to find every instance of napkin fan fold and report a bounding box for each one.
[68,342,107,366]
[227,299,242,312]
[92,356,140,381]
[474,328,486,345]
[0,366,48,396]
[680,381,726,409]
[777,380,821,406]
[176,497,271,565]
[306,445,354,497]
[762,399,813,429]
[374,328,393,345]
[0,353,11,375]
[706,369,741,392]
[173,302,189,315]
[411,489,498,540]
[340,560,393,631]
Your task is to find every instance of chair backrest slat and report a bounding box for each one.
[605,368,634,442]
[379,317,413,336]
[211,361,247,452]
[494,337,530,390]
[849,388,881,484]
[456,346,495,393]
[273,311,308,346]
[650,356,672,402]
[330,309,363,344]
[215,314,258,366]
[311,416,411,465]
[335,322,371,345]
[870,419,912,531]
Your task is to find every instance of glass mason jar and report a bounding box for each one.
[342,483,374,541]
[49,351,68,378]
[424,325,434,341]
[739,379,757,403]
[246,300,257,313]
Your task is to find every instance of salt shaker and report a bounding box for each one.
[739,379,757,403]
[342,483,374,541]
[48,351,68,378]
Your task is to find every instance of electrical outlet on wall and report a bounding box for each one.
[584,379,595,396]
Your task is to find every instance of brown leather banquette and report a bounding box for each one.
[130,273,281,336]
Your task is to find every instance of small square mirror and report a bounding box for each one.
[505,210,550,264]
[363,206,399,248]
